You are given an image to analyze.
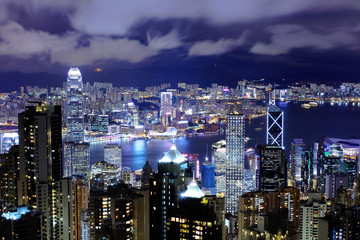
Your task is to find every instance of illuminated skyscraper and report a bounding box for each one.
[17,104,72,240]
[150,143,189,240]
[212,140,226,196]
[18,104,62,208]
[225,114,245,215]
[160,92,172,117]
[104,143,122,167]
[64,142,90,182]
[257,145,287,191]
[289,139,306,188]
[66,67,84,143]
[65,67,90,182]
[266,98,284,146]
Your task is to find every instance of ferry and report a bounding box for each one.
[309,101,318,107]
[301,103,311,109]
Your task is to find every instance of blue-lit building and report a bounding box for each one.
[201,163,215,189]
[0,207,42,240]
[66,67,84,143]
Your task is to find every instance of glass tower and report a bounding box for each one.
[65,67,90,184]
[225,114,245,216]
[66,67,84,143]
[266,104,284,146]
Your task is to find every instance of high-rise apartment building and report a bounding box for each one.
[160,92,172,117]
[18,104,62,208]
[0,145,19,209]
[299,193,327,240]
[17,104,70,240]
[53,178,73,240]
[66,67,84,143]
[72,177,89,240]
[238,187,300,240]
[225,114,245,215]
[257,145,287,191]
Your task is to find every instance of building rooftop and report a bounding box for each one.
[1,206,31,220]
[159,143,186,164]
[181,180,205,199]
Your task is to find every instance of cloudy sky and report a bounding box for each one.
[1,0,360,88]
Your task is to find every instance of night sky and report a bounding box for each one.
[1,0,360,90]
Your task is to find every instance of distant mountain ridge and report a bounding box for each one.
[0,71,64,92]
[0,65,243,92]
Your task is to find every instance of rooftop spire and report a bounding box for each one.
[181,180,205,199]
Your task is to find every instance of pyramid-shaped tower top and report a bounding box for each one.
[181,180,205,199]
[159,143,186,164]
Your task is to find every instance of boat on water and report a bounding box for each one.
[301,103,311,109]
[309,101,318,107]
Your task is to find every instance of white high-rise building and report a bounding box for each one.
[104,143,122,167]
[212,140,226,197]
[66,67,84,143]
[225,114,245,216]
[299,193,327,240]
[160,92,172,117]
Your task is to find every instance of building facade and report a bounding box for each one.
[225,114,245,215]
[66,67,84,143]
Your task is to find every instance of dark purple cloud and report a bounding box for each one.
[0,0,359,78]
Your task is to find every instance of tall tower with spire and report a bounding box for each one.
[64,67,90,183]
[266,85,284,146]
[66,67,84,143]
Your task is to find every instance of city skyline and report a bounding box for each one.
[1,2,360,240]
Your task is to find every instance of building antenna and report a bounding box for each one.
[205,144,209,162]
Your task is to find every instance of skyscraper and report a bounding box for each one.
[149,143,189,240]
[289,139,306,187]
[238,187,300,240]
[66,67,84,143]
[257,145,287,191]
[0,145,19,209]
[165,181,222,239]
[64,142,90,181]
[18,104,62,208]
[160,92,172,117]
[17,104,71,239]
[266,101,284,146]
[65,67,90,182]
[225,114,245,215]
[212,140,226,197]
